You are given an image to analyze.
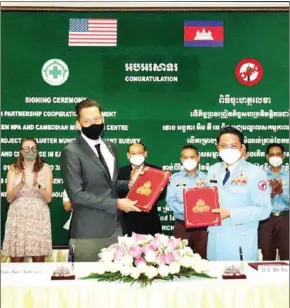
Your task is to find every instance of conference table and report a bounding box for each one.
[1,262,289,308]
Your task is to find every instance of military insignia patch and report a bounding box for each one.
[258,180,267,191]
[196,178,207,186]
[232,175,248,185]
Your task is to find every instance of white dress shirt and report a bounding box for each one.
[81,133,115,180]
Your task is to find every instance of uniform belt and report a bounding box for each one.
[271,210,289,217]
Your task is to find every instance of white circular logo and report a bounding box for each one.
[41,59,69,86]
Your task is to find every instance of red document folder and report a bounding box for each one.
[127,167,171,213]
[183,186,221,228]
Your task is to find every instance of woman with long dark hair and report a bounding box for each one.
[2,138,53,262]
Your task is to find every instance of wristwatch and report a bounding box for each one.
[38,184,41,189]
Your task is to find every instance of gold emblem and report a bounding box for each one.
[232,175,247,185]
[196,178,207,186]
[136,181,152,196]
[192,199,210,213]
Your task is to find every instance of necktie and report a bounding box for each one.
[95,144,110,178]
[223,168,230,185]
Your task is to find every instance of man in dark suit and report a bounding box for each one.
[61,99,141,262]
[118,143,163,236]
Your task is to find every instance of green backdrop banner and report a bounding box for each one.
[1,10,289,246]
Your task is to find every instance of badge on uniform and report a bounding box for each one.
[176,180,186,187]
[232,175,247,185]
[258,180,267,191]
[196,178,207,186]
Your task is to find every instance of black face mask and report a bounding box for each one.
[81,123,104,140]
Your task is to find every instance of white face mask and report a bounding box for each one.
[182,159,198,171]
[129,155,145,167]
[219,149,241,165]
[269,156,283,168]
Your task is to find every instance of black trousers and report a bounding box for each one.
[174,219,208,259]
[258,214,289,260]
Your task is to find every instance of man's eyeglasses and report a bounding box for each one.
[21,146,38,153]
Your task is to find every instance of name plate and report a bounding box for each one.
[1,265,53,284]
[258,265,289,273]
[2,268,45,275]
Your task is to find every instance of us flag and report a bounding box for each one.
[68,18,117,46]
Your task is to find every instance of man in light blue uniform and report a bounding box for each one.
[207,126,271,261]
[166,145,208,259]
[258,143,289,260]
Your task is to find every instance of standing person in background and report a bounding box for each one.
[259,143,289,260]
[118,143,162,236]
[61,99,141,262]
[166,145,208,259]
[207,126,271,261]
[2,138,53,262]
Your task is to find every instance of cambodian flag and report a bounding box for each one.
[184,20,224,47]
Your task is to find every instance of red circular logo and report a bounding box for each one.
[258,180,267,191]
[235,58,263,86]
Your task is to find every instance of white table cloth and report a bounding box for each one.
[1,262,289,308]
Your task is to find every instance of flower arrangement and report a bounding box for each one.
[82,233,215,287]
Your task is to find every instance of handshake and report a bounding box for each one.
[117,166,144,213]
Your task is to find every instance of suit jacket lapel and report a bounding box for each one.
[103,139,118,183]
[78,137,112,183]
[103,139,114,156]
